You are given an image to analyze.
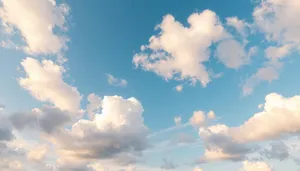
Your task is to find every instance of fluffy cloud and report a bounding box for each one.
[86,93,102,120]
[216,39,249,69]
[19,57,81,112]
[10,106,71,134]
[107,74,127,87]
[190,110,216,128]
[50,96,148,161]
[174,116,182,126]
[175,85,183,92]
[230,93,300,142]
[0,0,69,56]
[133,10,228,87]
[253,0,300,45]
[198,124,252,162]
[243,161,271,171]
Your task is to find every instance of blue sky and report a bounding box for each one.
[1,0,300,171]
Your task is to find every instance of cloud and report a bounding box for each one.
[216,39,249,69]
[226,17,250,36]
[10,106,71,134]
[242,62,281,96]
[49,96,149,161]
[27,144,49,162]
[198,124,253,162]
[230,93,300,142]
[190,110,216,128]
[133,10,228,87]
[207,111,216,120]
[253,0,300,45]
[0,0,69,56]
[0,112,14,142]
[260,141,289,161]
[160,158,177,170]
[265,44,293,60]
[0,104,5,110]
[86,93,102,120]
[243,0,300,95]
[243,160,271,171]
[19,57,82,112]
[107,74,127,87]
[193,166,203,171]
[175,85,183,92]
[174,116,182,126]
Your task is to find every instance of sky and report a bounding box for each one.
[1,0,300,170]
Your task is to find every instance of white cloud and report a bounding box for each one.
[190,110,216,128]
[265,44,293,60]
[216,39,249,69]
[253,0,300,45]
[86,93,102,120]
[19,57,81,112]
[133,10,228,87]
[175,85,183,92]
[174,116,182,126]
[226,16,249,36]
[50,96,148,161]
[190,111,206,128]
[243,161,271,171]
[107,74,127,87]
[231,93,300,143]
[207,111,216,120]
[0,0,69,56]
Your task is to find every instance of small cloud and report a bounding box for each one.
[175,85,183,92]
[207,110,216,120]
[174,116,182,126]
[258,104,264,109]
[107,74,127,87]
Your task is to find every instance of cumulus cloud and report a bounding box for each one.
[107,74,127,87]
[133,10,228,87]
[0,0,69,56]
[198,124,253,162]
[19,57,81,112]
[190,110,216,128]
[230,93,300,142]
[10,106,71,134]
[243,160,271,171]
[86,93,102,120]
[50,96,148,161]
